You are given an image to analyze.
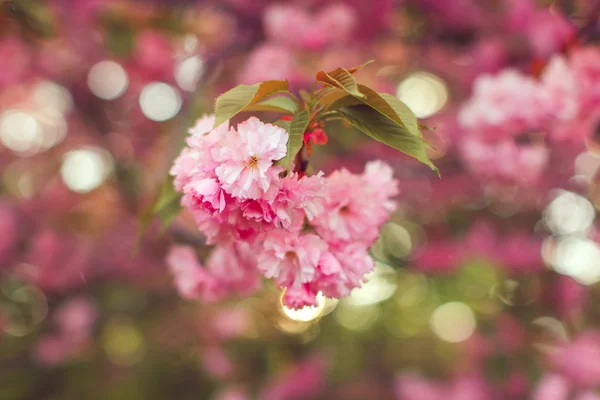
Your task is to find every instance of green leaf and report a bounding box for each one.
[213,80,289,127]
[137,175,182,246]
[316,89,349,109]
[244,95,298,114]
[378,93,426,142]
[337,104,439,175]
[316,68,365,99]
[347,59,375,74]
[275,110,310,172]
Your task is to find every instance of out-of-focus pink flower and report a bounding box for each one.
[460,136,549,185]
[448,374,494,400]
[19,230,91,292]
[533,374,600,400]
[395,373,493,400]
[134,30,174,81]
[258,231,327,287]
[205,242,261,298]
[33,336,68,367]
[458,70,547,139]
[264,3,356,51]
[551,331,600,388]
[545,276,586,318]
[541,55,579,122]
[0,204,19,266]
[532,374,570,400]
[0,38,31,87]
[260,355,326,400]
[395,374,445,400]
[238,44,300,85]
[571,47,600,113]
[497,233,544,274]
[214,117,288,200]
[214,386,249,400]
[282,284,319,309]
[502,372,529,398]
[315,3,357,46]
[315,242,374,298]
[414,239,463,274]
[315,162,398,247]
[202,345,234,379]
[497,314,525,352]
[525,10,574,58]
[210,308,251,340]
[166,245,212,300]
[54,297,96,340]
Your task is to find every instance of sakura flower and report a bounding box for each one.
[260,355,326,400]
[458,70,547,139]
[214,117,288,200]
[460,136,549,185]
[214,386,249,400]
[32,336,69,367]
[314,169,374,244]
[315,3,357,46]
[265,171,326,230]
[532,374,600,400]
[551,331,600,388]
[202,345,234,379]
[362,160,400,216]
[282,284,319,309]
[205,242,261,297]
[571,47,600,113]
[54,297,96,339]
[238,44,300,85]
[183,177,228,215]
[170,148,204,192]
[540,55,579,122]
[314,242,374,298]
[258,231,327,287]
[186,114,229,149]
[166,245,215,300]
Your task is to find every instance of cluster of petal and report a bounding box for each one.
[168,116,398,308]
[458,46,600,186]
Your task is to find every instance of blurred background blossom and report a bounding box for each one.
[1,0,600,399]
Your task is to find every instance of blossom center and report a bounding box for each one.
[247,155,259,170]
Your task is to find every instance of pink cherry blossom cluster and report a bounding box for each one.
[167,115,398,309]
[458,46,600,186]
[33,297,97,366]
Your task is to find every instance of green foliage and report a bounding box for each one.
[138,175,181,244]
[316,68,365,99]
[337,104,439,174]
[275,109,310,173]
[316,64,438,174]
[245,96,299,114]
[213,80,290,127]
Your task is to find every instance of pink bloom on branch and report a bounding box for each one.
[183,177,228,215]
[458,70,547,139]
[166,245,212,300]
[260,355,327,400]
[551,331,600,388]
[541,55,579,122]
[315,161,398,247]
[314,243,374,298]
[258,231,327,287]
[214,117,288,200]
[54,297,97,340]
[32,336,69,367]
[571,47,600,113]
[282,284,319,309]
